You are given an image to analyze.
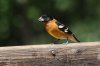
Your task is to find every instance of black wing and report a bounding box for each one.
[56,21,72,34]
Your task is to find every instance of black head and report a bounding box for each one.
[38,15,53,22]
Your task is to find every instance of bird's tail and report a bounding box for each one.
[68,34,80,43]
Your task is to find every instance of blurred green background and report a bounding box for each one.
[0,0,100,46]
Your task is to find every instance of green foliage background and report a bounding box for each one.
[0,0,100,46]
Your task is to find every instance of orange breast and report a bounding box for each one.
[44,19,68,39]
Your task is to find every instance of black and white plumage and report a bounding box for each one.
[56,21,72,34]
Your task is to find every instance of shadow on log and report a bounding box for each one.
[0,42,100,66]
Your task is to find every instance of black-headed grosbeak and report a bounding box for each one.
[38,15,80,43]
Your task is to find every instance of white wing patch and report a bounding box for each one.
[56,21,72,34]
[58,24,64,28]
[64,28,69,32]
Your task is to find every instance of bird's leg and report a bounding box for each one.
[66,38,69,44]
[53,39,60,44]
[66,40,69,44]
[62,38,69,44]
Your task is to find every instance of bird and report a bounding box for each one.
[38,15,80,43]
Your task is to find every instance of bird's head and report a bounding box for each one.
[38,15,53,22]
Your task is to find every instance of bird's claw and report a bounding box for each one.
[62,41,69,44]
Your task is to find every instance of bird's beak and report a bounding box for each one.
[38,17,44,22]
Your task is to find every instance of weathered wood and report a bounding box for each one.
[0,42,100,66]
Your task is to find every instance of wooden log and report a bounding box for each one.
[0,42,100,66]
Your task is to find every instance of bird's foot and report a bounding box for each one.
[66,41,69,44]
[62,41,69,44]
